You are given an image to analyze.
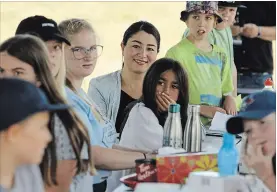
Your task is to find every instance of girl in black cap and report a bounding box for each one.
[15,15,71,97]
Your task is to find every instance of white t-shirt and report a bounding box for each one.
[107,102,163,191]
[0,165,44,192]
[119,102,163,151]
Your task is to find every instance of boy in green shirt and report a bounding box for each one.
[166,1,237,126]
[183,2,246,97]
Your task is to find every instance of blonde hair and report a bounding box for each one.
[59,19,98,175]
[55,42,67,97]
[58,18,96,93]
[58,18,95,40]
[58,19,95,96]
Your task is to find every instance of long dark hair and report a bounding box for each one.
[142,58,189,129]
[0,34,94,185]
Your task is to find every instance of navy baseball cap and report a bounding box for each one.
[0,78,69,131]
[15,15,71,45]
[227,90,276,135]
[218,1,247,8]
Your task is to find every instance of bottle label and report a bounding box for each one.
[163,136,182,148]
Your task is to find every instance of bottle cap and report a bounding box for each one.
[264,78,273,86]
[169,104,180,113]
[223,132,235,146]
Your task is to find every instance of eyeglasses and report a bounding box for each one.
[70,45,103,60]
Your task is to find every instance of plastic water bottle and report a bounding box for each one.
[263,78,275,91]
[218,133,239,176]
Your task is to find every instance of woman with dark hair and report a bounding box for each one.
[88,21,160,135]
[0,34,94,192]
[110,58,189,189]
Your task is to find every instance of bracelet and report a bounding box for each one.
[257,26,261,37]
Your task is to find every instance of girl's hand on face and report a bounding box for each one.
[156,92,176,112]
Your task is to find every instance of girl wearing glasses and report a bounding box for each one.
[59,19,157,192]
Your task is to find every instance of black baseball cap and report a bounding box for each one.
[227,90,276,135]
[0,78,70,131]
[15,15,71,45]
[218,1,247,8]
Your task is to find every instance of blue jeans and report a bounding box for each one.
[237,72,272,89]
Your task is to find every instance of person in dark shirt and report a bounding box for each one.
[227,90,276,191]
[231,1,276,89]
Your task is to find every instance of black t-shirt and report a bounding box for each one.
[234,1,276,74]
[115,90,136,133]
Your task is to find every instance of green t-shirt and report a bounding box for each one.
[165,38,233,125]
[183,27,234,68]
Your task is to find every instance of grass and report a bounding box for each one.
[0,2,275,90]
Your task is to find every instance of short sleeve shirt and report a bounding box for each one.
[66,88,114,184]
[52,88,93,192]
[166,38,233,125]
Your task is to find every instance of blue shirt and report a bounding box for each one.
[66,87,113,184]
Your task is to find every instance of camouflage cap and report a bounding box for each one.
[180,1,223,23]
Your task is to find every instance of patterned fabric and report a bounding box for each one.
[54,115,93,192]
[186,1,219,14]
[54,115,88,160]
[52,88,93,192]
[181,1,223,23]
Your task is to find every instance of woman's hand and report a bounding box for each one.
[200,105,226,118]
[223,95,237,115]
[156,92,176,112]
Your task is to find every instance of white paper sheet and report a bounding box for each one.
[209,112,233,133]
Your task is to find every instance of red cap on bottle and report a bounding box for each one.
[264,78,273,86]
